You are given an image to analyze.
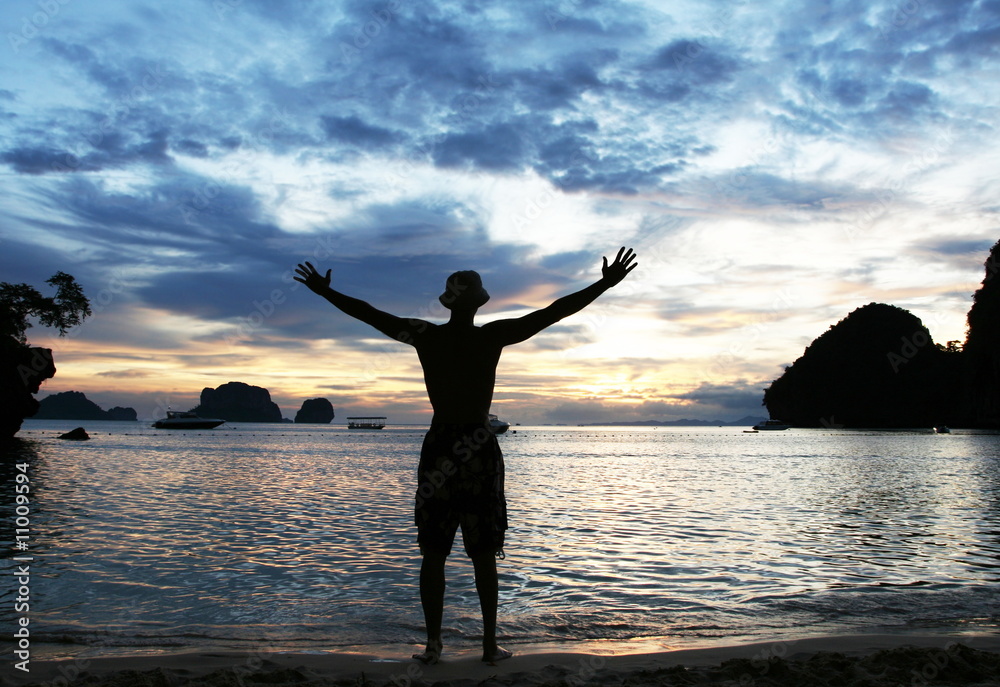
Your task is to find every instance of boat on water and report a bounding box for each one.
[153,410,225,430]
[348,416,386,429]
[489,414,510,434]
[752,419,791,431]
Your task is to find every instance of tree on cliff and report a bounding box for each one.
[964,239,1000,428]
[1,272,91,439]
[762,303,964,428]
[1,272,91,343]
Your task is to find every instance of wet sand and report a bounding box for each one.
[11,633,1000,686]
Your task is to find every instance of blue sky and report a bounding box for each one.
[1,0,998,423]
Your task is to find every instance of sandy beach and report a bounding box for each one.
[10,634,1000,687]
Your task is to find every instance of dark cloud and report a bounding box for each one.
[906,236,998,272]
[95,369,153,378]
[830,77,869,107]
[942,24,1000,60]
[174,139,209,157]
[320,115,402,147]
[326,1,493,104]
[0,239,72,286]
[509,53,614,111]
[1,147,102,174]
[649,39,742,85]
[925,238,998,256]
[432,122,531,171]
[669,381,766,412]
[879,81,934,118]
[529,119,693,194]
[5,152,597,341]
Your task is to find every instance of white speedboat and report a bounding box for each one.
[489,414,510,434]
[752,419,791,430]
[153,410,225,429]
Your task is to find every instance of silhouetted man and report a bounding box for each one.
[294,247,637,664]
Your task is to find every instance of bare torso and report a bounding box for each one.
[414,322,503,425]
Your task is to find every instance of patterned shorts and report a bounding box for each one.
[414,423,507,558]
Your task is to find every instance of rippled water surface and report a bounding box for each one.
[3,421,999,658]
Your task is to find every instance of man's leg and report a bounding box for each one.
[414,552,447,664]
[471,551,512,662]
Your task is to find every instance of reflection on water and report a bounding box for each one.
[3,422,999,657]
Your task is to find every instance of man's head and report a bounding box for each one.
[439,270,490,310]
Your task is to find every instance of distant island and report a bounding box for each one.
[25,383,338,426]
[581,415,767,427]
[35,391,137,421]
[295,398,335,424]
[763,238,1000,429]
[192,381,283,423]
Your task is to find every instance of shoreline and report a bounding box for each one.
[13,633,1000,686]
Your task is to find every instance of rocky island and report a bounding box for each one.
[35,391,138,421]
[191,381,283,423]
[294,398,335,423]
[763,239,1000,428]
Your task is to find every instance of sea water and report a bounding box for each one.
[3,420,999,659]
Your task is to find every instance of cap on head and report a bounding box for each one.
[439,270,490,310]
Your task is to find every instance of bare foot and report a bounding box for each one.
[412,639,442,665]
[482,646,513,664]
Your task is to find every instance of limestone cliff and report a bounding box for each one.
[34,390,138,421]
[964,239,1000,428]
[192,381,283,422]
[294,398,335,423]
[763,303,964,428]
[0,338,56,438]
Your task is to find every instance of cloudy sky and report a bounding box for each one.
[1,0,998,424]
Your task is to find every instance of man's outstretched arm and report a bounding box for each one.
[486,247,637,346]
[293,262,427,344]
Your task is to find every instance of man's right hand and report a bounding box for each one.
[293,262,332,294]
[601,247,638,286]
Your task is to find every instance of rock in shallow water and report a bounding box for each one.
[58,427,90,440]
